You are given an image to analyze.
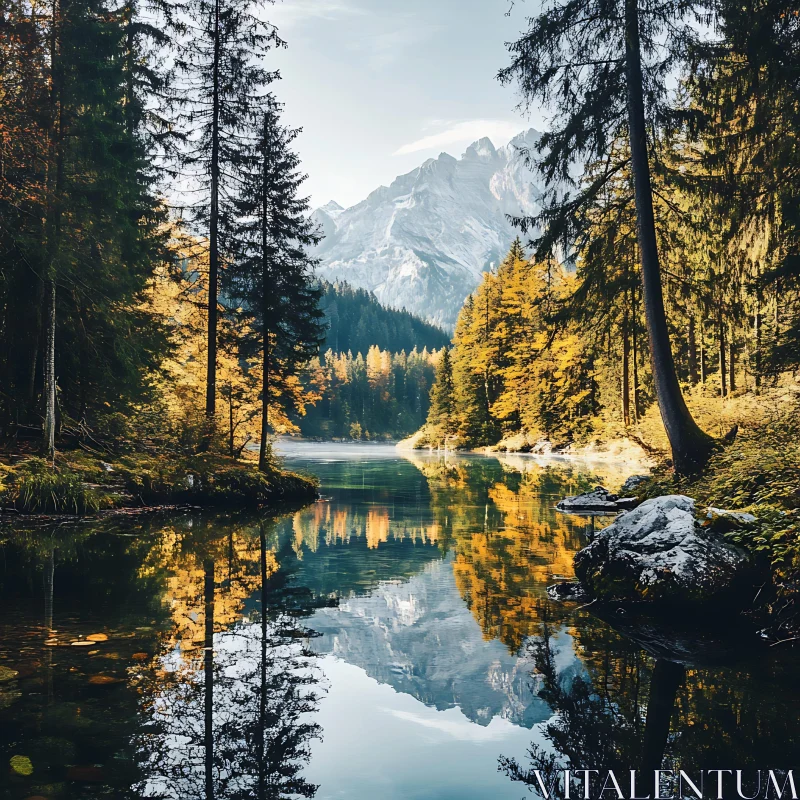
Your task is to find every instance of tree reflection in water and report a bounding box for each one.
[500,614,656,791]
[134,524,322,800]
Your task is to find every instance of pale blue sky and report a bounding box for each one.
[267,0,546,209]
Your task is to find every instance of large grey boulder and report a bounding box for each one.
[573,495,765,608]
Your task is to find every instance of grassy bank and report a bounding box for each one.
[625,392,800,637]
[0,450,318,516]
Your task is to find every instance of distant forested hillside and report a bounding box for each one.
[318,281,450,354]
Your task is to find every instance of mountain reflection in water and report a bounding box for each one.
[0,445,798,800]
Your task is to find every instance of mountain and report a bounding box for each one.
[317,280,450,355]
[311,129,543,329]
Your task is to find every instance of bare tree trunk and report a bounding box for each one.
[259,343,271,472]
[26,277,45,409]
[43,0,63,461]
[754,299,762,390]
[43,281,57,460]
[624,0,713,473]
[728,326,736,393]
[258,525,268,800]
[640,660,685,773]
[228,385,234,457]
[632,285,640,423]
[205,0,221,425]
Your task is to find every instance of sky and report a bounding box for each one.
[266,0,547,210]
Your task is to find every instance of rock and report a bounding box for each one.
[573,495,766,609]
[547,582,589,603]
[100,462,114,472]
[557,486,620,513]
[616,497,640,510]
[620,475,649,495]
[704,507,758,531]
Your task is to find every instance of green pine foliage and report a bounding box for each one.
[0,0,172,432]
[317,280,450,355]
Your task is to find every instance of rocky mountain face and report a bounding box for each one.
[311,130,543,329]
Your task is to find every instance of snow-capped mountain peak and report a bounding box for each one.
[312,128,543,329]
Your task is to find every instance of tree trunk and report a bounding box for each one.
[204,559,215,800]
[754,299,762,390]
[258,112,272,474]
[699,318,707,384]
[622,305,631,427]
[258,525,268,800]
[43,280,57,460]
[205,0,221,424]
[43,0,63,461]
[718,312,727,398]
[728,327,736,393]
[228,385,234,457]
[259,343,271,471]
[624,0,713,473]
[632,285,640,423]
[26,277,45,410]
[639,659,685,773]
[687,314,698,385]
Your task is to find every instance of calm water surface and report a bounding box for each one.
[0,444,798,799]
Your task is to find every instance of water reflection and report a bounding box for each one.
[134,527,321,799]
[0,451,799,800]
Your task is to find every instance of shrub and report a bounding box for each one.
[4,458,110,514]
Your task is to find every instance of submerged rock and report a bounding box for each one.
[573,495,765,609]
[547,582,589,603]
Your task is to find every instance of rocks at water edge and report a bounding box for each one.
[546,582,589,603]
[572,495,765,609]
[619,474,649,495]
[556,486,639,514]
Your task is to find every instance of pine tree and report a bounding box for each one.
[227,103,324,470]
[427,348,455,445]
[176,0,282,428]
[0,0,171,452]
[499,0,715,473]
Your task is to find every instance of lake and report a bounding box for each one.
[1,443,798,799]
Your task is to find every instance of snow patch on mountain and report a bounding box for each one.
[312,129,544,329]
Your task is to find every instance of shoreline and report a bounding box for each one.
[0,449,319,518]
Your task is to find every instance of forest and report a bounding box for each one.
[298,346,440,441]
[317,281,450,356]
[1,0,798,510]
[421,0,799,479]
[0,0,329,507]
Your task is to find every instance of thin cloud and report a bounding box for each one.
[393,120,523,156]
[271,0,365,27]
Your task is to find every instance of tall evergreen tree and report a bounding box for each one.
[427,348,456,444]
[499,0,716,473]
[228,104,324,470]
[177,0,282,426]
